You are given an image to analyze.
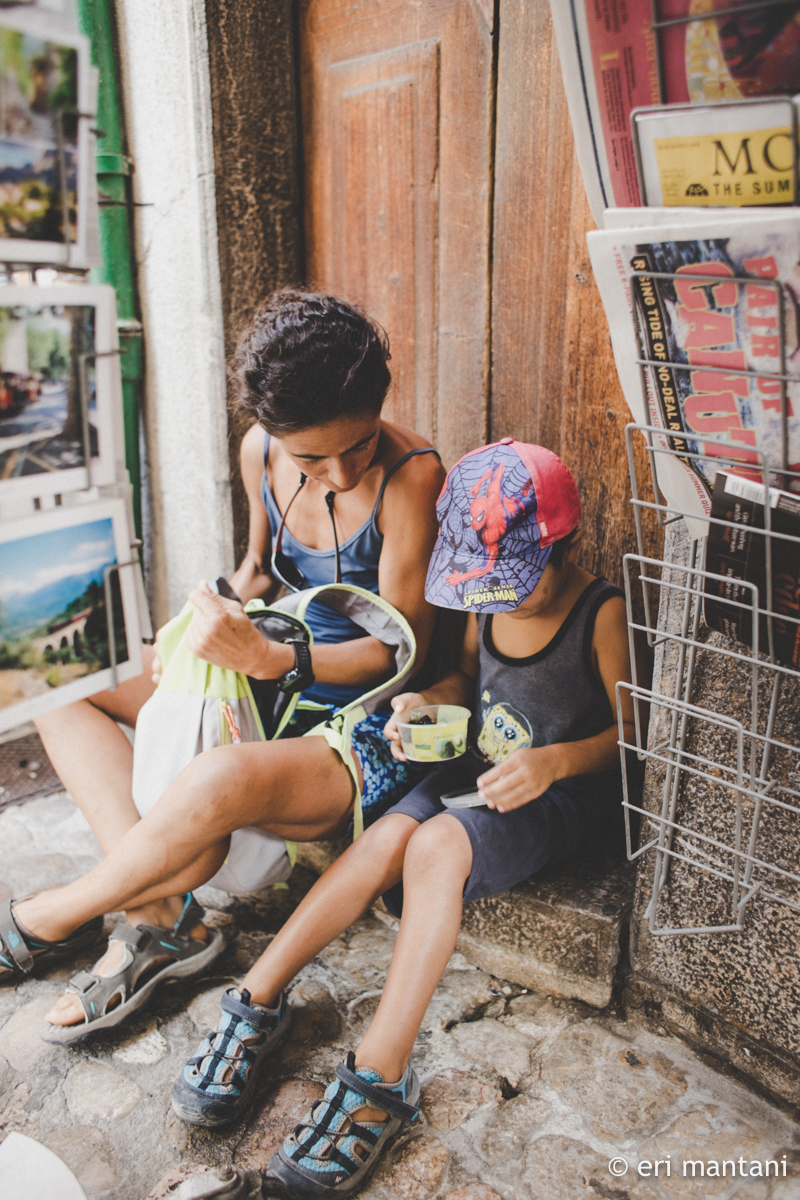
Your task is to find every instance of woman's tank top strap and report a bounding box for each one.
[369,446,441,534]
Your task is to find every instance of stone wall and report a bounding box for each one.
[626,521,800,1108]
[203,0,304,568]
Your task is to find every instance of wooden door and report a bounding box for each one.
[298,0,494,465]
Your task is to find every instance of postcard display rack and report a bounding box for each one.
[550,0,800,935]
[0,5,149,735]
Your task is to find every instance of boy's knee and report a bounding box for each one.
[405,815,471,876]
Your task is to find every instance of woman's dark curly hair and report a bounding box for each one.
[232,290,391,435]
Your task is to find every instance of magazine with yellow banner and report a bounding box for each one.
[633,98,797,208]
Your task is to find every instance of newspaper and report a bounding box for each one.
[551,1,800,223]
[587,212,800,533]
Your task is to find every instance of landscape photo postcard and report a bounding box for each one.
[0,284,120,500]
[0,10,91,265]
[0,498,142,732]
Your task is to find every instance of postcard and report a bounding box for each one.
[0,284,121,500]
[0,497,142,732]
[0,9,93,266]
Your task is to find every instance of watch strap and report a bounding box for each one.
[278,638,314,694]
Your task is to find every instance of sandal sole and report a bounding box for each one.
[39,928,227,1045]
[171,1000,294,1127]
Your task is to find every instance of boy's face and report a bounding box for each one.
[279,411,382,493]
[505,562,561,619]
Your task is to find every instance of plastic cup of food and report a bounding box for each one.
[397,704,470,762]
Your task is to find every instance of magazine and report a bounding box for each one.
[704,469,800,668]
[633,97,797,208]
[587,212,800,530]
[551,1,800,222]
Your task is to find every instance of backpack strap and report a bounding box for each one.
[271,584,418,839]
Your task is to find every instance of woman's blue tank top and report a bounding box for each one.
[261,433,439,708]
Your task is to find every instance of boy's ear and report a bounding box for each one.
[566,527,583,558]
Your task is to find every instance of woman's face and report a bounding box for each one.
[277,410,382,493]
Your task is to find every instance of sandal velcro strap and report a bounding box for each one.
[111,922,150,950]
[220,988,275,1032]
[69,969,101,994]
[334,1061,419,1123]
[0,899,34,973]
[173,894,205,939]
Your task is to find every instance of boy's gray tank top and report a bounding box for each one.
[475,577,622,797]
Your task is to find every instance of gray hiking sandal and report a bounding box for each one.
[40,894,225,1045]
[0,898,103,983]
[172,986,292,1127]
[266,1050,420,1199]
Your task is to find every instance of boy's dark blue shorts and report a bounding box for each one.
[381,751,622,917]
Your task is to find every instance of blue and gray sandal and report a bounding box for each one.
[0,897,103,983]
[172,986,292,1127]
[40,894,225,1046]
[266,1050,420,1198]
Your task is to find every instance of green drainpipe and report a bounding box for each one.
[76,0,143,540]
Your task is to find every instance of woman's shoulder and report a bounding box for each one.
[377,421,444,484]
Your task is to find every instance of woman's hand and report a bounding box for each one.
[384,692,427,761]
[184,581,288,678]
[476,745,561,813]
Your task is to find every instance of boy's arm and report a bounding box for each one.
[478,596,635,813]
[385,615,479,760]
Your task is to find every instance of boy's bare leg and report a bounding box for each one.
[234,812,471,1123]
[237,813,421,1005]
[355,815,471,1089]
[12,734,357,1023]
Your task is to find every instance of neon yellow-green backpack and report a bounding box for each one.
[132,583,416,893]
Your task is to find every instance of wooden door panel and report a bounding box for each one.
[332,40,439,434]
[300,0,492,463]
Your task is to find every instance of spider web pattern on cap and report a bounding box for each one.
[425,443,553,613]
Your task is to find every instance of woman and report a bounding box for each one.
[6,291,444,1037]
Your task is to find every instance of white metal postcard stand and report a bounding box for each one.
[621,421,800,936]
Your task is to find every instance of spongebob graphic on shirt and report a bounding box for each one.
[477,690,533,763]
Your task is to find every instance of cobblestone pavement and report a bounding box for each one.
[0,794,798,1200]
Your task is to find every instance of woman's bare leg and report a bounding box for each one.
[31,646,206,1024]
[14,733,356,946]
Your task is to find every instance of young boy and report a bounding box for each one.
[170,439,637,1200]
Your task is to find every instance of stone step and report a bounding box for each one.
[296,843,637,1009]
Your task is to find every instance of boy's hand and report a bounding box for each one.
[384,692,426,761]
[477,745,561,813]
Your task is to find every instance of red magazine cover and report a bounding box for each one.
[555,1,800,217]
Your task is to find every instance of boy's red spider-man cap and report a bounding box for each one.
[424,439,581,613]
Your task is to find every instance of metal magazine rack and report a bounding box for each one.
[619,413,800,937]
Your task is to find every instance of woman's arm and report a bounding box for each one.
[229,424,282,605]
[185,448,447,687]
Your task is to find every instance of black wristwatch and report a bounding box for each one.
[278,639,314,694]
